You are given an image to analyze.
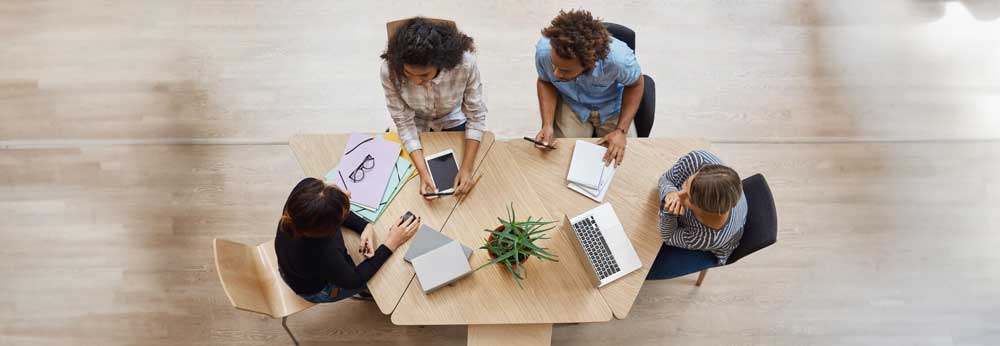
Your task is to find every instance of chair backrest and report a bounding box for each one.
[213,238,314,318]
[386,17,458,41]
[726,174,778,264]
[603,22,636,52]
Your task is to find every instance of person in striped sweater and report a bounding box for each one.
[651,151,748,273]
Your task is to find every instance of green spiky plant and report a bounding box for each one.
[474,204,558,288]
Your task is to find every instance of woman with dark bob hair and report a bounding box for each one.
[275,178,419,303]
[380,17,488,200]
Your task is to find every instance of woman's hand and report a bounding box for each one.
[663,191,687,216]
[384,214,421,251]
[358,226,376,258]
[453,167,474,196]
[419,176,438,200]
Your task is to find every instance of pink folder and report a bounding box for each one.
[330,133,402,210]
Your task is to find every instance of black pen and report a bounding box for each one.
[523,137,556,150]
[422,192,455,197]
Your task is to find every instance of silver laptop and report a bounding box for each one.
[565,203,642,287]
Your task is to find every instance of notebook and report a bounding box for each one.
[567,140,617,202]
[331,133,402,210]
[567,140,612,189]
[404,224,474,262]
[412,240,473,293]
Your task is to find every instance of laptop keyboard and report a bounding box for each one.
[571,216,621,280]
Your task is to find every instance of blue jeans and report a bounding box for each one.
[646,243,719,280]
[430,121,466,132]
[298,282,364,304]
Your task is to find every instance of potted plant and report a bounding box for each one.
[474,204,558,288]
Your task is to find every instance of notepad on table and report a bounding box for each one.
[567,140,617,202]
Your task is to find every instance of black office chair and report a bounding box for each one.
[603,22,654,138]
[646,174,778,285]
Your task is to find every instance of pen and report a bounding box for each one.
[422,192,455,197]
[523,137,556,150]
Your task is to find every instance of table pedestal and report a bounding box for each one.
[467,324,553,346]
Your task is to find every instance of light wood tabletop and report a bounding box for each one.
[288,132,495,314]
[289,133,707,345]
[390,143,614,325]
[503,137,710,319]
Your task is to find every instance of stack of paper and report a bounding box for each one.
[382,131,419,181]
[567,140,617,202]
[327,157,414,223]
[325,132,418,223]
[327,133,404,211]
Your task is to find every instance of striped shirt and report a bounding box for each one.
[658,150,747,264]
[380,51,488,154]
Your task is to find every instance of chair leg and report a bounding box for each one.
[282,316,301,346]
[695,269,708,287]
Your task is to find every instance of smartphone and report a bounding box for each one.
[523,136,556,150]
[402,211,415,224]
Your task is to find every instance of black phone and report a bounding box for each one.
[401,211,415,224]
[523,136,556,150]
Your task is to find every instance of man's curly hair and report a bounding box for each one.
[381,17,475,87]
[541,10,611,70]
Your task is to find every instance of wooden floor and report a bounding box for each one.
[2,1,1000,345]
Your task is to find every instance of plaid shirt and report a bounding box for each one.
[380,52,487,154]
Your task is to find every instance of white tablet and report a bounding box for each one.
[425,149,460,193]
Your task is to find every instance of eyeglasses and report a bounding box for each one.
[337,137,378,190]
[348,154,376,183]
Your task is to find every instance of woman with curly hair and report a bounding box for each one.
[533,9,644,167]
[380,17,487,199]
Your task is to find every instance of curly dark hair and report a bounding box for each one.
[541,9,611,70]
[381,17,475,87]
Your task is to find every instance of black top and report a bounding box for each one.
[275,211,393,295]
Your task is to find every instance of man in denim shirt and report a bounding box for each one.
[532,9,644,167]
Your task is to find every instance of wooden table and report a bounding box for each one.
[289,132,708,345]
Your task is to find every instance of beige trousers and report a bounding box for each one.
[552,100,637,138]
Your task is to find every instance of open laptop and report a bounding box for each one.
[565,203,642,287]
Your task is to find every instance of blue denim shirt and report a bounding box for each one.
[535,37,642,123]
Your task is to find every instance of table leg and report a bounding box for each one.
[467,324,553,346]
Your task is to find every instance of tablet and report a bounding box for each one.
[425,149,460,193]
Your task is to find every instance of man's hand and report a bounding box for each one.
[453,167,474,196]
[663,191,687,216]
[597,129,627,167]
[534,126,556,150]
[358,226,376,258]
[419,176,438,200]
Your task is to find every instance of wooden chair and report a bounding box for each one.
[213,239,315,345]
